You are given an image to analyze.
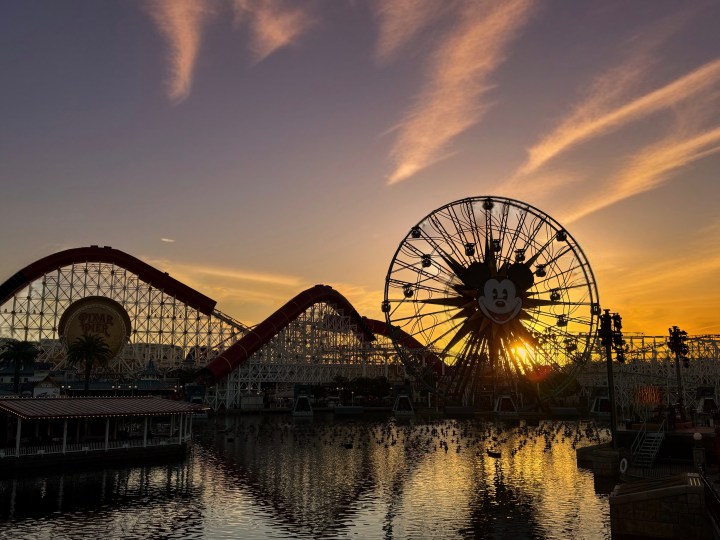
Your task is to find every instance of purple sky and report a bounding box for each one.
[2,0,720,334]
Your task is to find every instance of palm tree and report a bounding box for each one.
[0,339,39,394]
[66,334,112,395]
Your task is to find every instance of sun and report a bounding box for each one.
[513,344,528,361]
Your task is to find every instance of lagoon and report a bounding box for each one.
[0,416,611,539]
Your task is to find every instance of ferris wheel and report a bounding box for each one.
[382,196,600,404]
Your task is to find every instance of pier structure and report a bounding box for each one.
[0,397,201,471]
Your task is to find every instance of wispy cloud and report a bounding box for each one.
[145,0,215,104]
[160,238,175,243]
[232,0,315,63]
[385,0,535,184]
[518,58,720,177]
[169,262,303,288]
[374,0,451,63]
[565,124,720,223]
[142,258,383,328]
[597,227,720,334]
[145,0,314,103]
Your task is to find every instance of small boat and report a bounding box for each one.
[486,449,501,458]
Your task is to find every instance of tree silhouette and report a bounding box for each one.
[0,339,39,394]
[66,334,112,395]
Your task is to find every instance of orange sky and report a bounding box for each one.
[1,1,719,336]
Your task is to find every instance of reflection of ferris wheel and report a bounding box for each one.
[383,196,600,404]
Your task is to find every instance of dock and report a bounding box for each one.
[0,397,206,473]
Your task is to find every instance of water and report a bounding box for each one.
[0,416,611,539]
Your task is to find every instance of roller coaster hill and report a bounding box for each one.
[1,245,720,417]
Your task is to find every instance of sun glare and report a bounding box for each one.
[513,344,528,360]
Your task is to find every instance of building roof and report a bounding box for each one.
[0,397,206,420]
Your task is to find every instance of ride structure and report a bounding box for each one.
[578,334,720,421]
[382,196,600,406]
[0,247,411,408]
[198,285,408,410]
[0,246,247,377]
[2,199,720,415]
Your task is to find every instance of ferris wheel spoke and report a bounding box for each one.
[495,201,510,248]
[508,323,540,349]
[504,208,528,259]
[413,283,457,297]
[392,257,453,285]
[451,207,478,261]
[400,243,458,281]
[415,226,467,279]
[522,298,561,309]
[416,296,471,308]
[427,213,466,263]
[450,307,479,322]
[407,315,464,341]
[389,307,454,324]
[387,278,448,296]
[521,216,547,250]
[450,334,485,395]
[527,284,590,300]
[440,313,485,356]
[524,298,593,309]
[422,315,473,350]
[463,200,487,261]
[552,262,586,286]
[520,310,570,334]
[539,244,575,268]
[444,206,472,251]
[483,232,499,275]
[503,343,527,376]
[526,234,557,267]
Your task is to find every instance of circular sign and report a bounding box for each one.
[59,296,131,358]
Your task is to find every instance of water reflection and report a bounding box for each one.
[0,416,611,539]
[0,459,204,538]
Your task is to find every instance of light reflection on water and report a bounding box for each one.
[0,416,611,539]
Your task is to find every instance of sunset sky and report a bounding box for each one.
[2,0,720,336]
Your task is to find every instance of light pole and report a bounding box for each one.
[600,310,625,450]
[668,326,689,422]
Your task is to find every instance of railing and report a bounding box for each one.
[700,473,720,531]
[630,418,666,464]
[630,420,647,460]
[0,435,192,458]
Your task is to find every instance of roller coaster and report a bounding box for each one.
[1,244,720,413]
[0,246,411,409]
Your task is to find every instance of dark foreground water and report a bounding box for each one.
[0,416,611,539]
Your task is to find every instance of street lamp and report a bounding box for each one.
[668,326,690,422]
[600,310,626,449]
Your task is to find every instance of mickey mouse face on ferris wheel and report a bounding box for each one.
[461,261,534,326]
[479,278,522,324]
